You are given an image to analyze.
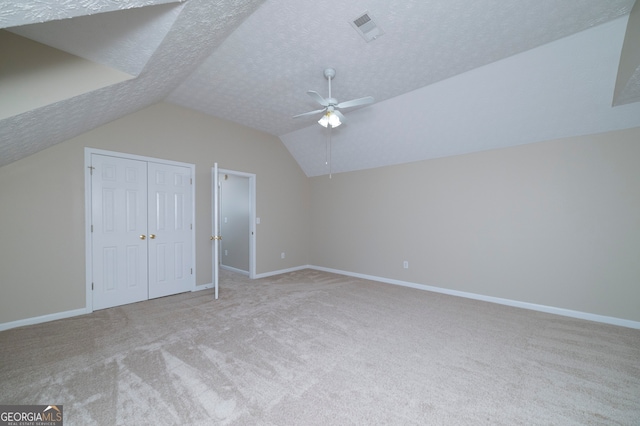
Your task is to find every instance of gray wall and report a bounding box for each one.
[0,102,310,324]
[309,127,640,322]
[2,100,638,326]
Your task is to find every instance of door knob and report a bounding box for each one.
[140,235,146,240]
[149,234,156,239]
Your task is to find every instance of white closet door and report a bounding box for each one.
[91,154,148,310]
[148,162,193,299]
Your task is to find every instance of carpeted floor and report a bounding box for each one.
[1,269,639,425]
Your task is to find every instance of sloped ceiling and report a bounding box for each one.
[1,0,639,175]
[0,0,265,165]
[8,2,183,77]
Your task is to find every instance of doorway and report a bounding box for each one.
[213,167,256,282]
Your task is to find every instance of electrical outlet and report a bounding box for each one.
[281,252,286,259]
[403,261,409,269]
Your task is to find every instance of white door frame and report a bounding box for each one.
[84,148,196,312]
[212,163,219,299]
[213,167,257,282]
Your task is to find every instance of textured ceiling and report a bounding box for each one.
[0,0,265,166]
[0,0,179,27]
[8,3,183,76]
[1,0,640,175]
[168,0,637,136]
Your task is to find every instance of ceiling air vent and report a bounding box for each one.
[350,11,384,42]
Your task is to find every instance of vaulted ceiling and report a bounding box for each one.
[2,0,640,176]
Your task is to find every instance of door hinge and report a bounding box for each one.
[91,282,94,290]
[88,166,95,175]
[190,178,193,185]
[190,223,192,230]
[91,224,93,232]
[190,268,193,275]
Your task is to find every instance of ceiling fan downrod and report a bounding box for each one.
[324,67,336,101]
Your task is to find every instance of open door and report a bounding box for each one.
[212,163,220,299]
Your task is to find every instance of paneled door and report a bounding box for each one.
[90,153,194,310]
[91,155,149,310]
[148,162,193,299]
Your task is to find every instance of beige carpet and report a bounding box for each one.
[1,269,639,425]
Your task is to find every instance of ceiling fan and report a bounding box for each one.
[293,68,374,128]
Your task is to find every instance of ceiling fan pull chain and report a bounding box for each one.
[328,126,333,179]
[326,130,329,166]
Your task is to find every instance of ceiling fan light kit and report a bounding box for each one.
[318,109,342,128]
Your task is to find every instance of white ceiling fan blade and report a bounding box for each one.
[337,96,374,109]
[334,109,346,124]
[292,108,326,119]
[307,90,329,107]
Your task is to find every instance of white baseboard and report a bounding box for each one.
[193,265,308,292]
[194,283,214,291]
[0,307,90,332]
[309,266,640,330]
[220,265,249,276]
[254,265,309,279]
[6,267,637,332]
